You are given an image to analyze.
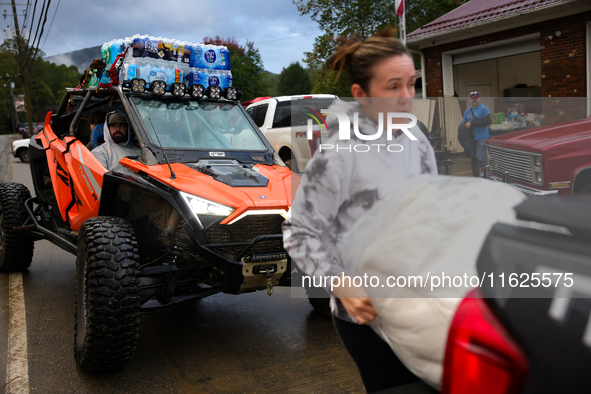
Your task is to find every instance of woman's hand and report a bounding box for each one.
[332,278,378,325]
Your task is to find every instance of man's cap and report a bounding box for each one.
[107,111,128,125]
[470,91,480,98]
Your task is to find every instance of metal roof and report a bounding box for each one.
[407,0,571,42]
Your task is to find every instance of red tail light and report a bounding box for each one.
[308,130,321,157]
[442,289,529,394]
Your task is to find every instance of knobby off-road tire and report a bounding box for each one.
[0,182,35,272]
[75,216,141,372]
[305,285,331,318]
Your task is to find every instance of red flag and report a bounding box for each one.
[395,0,404,17]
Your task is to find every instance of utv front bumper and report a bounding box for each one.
[198,214,290,294]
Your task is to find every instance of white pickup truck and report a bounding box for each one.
[12,138,30,163]
[245,94,337,172]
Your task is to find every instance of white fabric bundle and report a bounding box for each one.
[342,175,526,388]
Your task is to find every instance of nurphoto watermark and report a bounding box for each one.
[305,109,418,153]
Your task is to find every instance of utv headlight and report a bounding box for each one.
[152,80,167,96]
[132,78,146,93]
[189,84,204,99]
[222,87,238,101]
[205,85,222,100]
[180,191,235,225]
[171,82,186,97]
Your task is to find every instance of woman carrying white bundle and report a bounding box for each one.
[341,175,525,388]
[287,29,437,392]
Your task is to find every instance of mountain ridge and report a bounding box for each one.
[44,46,101,72]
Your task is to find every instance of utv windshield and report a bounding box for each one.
[130,97,267,151]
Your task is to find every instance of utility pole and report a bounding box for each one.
[10,0,35,136]
[8,81,18,132]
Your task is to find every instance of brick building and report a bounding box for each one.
[408,0,591,123]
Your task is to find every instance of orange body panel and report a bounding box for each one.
[120,159,294,224]
[66,138,107,230]
[37,108,292,230]
[36,112,107,231]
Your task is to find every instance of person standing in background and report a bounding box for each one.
[463,92,491,177]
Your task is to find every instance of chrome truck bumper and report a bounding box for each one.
[484,166,558,196]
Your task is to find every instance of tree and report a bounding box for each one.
[294,0,468,95]
[277,62,311,96]
[310,66,352,97]
[262,71,279,97]
[405,0,469,35]
[294,0,399,67]
[0,41,80,134]
[203,36,269,101]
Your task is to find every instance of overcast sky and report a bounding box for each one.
[2,0,320,74]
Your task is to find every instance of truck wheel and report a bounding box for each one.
[18,149,29,163]
[576,183,591,194]
[0,183,34,272]
[75,216,141,372]
[305,285,331,318]
[284,158,299,173]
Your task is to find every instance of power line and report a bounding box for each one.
[21,0,30,30]
[255,31,320,45]
[20,0,49,73]
[26,0,45,58]
[30,0,49,59]
[40,0,58,50]
[25,0,37,47]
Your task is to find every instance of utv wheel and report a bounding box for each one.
[18,149,29,163]
[0,182,34,272]
[75,216,141,372]
[305,285,331,318]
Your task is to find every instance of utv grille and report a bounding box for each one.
[206,214,285,255]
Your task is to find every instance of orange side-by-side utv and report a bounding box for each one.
[0,85,294,372]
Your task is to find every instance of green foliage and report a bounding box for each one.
[294,0,468,93]
[406,0,469,35]
[262,71,279,97]
[311,67,351,97]
[277,62,311,96]
[203,36,269,101]
[0,40,81,134]
[293,0,398,67]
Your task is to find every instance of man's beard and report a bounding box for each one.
[112,132,126,144]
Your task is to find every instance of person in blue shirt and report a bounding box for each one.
[462,92,491,177]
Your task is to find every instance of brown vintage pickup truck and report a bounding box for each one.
[486,116,591,196]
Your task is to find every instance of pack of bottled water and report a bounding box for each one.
[184,69,233,89]
[190,45,231,70]
[90,35,234,91]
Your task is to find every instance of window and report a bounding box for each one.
[272,101,292,128]
[250,104,268,127]
[131,97,266,151]
[272,98,336,128]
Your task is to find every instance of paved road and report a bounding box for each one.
[0,136,364,394]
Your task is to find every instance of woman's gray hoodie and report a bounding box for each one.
[288,99,438,322]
